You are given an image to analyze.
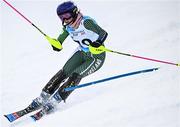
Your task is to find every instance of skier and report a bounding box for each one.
[28,1,108,115]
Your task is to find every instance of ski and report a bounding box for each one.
[4,107,36,122]
[65,67,159,91]
[4,100,42,122]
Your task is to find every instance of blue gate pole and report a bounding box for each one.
[65,67,159,92]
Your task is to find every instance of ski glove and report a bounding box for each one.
[89,42,105,54]
[45,36,63,51]
[90,42,101,48]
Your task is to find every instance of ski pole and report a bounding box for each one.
[103,48,180,67]
[65,67,159,91]
[3,0,62,49]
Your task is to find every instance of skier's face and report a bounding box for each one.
[64,18,73,24]
[59,13,73,24]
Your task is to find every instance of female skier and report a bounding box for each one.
[31,1,108,114]
[4,1,108,122]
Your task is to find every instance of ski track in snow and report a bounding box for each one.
[1,1,180,127]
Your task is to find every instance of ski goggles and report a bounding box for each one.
[59,13,72,21]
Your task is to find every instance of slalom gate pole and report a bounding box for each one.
[3,0,62,49]
[104,48,180,67]
[3,0,46,36]
[65,67,159,92]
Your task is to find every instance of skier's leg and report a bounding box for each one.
[28,69,67,111]
[42,72,82,114]
[41,51,105,114]
[28,51,82,112]
[39,51,84,114]
[45,51,105,102]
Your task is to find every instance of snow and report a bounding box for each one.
[1,0,180,127]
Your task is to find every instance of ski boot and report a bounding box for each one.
[42,91,62,114]
[28,91,51,112]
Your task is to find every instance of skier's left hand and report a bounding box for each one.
[89,42,105,54]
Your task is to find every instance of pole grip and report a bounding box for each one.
[3,0,47,37]
[3,0,33,24]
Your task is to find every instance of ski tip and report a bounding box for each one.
[4,114,15,122]
[30,116,37,122]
